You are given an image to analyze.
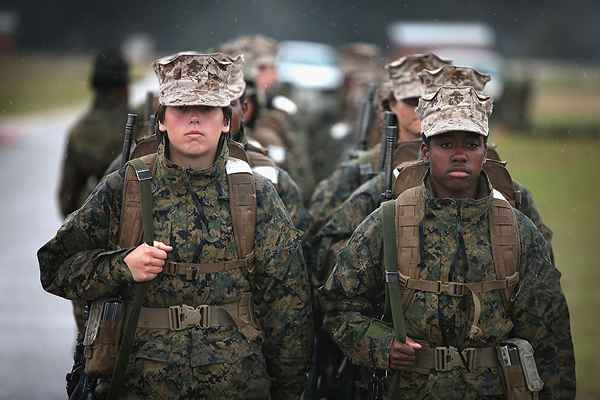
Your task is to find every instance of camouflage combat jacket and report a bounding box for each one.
[308,140,421,237]
[39,143,313,399]
[311,168,556,286]
[320,177,575,399]
[58,94,129,217]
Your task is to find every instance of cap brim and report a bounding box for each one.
[425,117,488,138]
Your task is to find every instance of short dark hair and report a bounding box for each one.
[91,49,129,90]
[156,105,232,126]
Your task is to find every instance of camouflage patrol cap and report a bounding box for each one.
[419,65,491,96]
[220,35,278,81]
[417,86,493,138]
[385,53,451,101]
[153,52,244,107]
[339,42,383,84]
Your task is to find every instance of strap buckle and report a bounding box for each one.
[169,304,210,331]
[135,168,152,181]
[435,281,464,296]
[385,271,400,283]
[434,347,452,371]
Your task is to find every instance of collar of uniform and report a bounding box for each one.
[423,172,493,223]
[155,139,230,199]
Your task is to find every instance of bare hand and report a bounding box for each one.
[388,337,422,370]
[124,241,172,282]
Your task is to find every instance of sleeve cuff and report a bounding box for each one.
[109,248,135,285]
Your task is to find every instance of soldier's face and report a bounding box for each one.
[230,99,243,135]
[256,64,278,92]
[160,105,230,162]
[421,131,487,199]
[391,97,421,138]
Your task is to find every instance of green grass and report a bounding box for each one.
[0,53,149,118]
[494,133,600,398]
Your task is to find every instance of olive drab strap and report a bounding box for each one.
[490,190,521,303]
[382,199,407,342]
[108,156,156,400]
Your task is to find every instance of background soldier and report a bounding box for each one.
[321,85,575,399]
[307,53,451,237]
[58,48,130,218]
[38,52,313,399]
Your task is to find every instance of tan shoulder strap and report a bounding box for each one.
[392,159,429,198]
[227,140,251,164]
[483,159,520,208]
[246,148,277,168]
[489,190,521,303]
[394,185,425,306]
[131,134,160,160]
[226,157,257,260]
[118,153,157,248]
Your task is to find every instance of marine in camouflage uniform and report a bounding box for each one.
[311,66,555,286]
[221,35,315,200]
[38,52,313,399]
[321,86,575,399]
[58,48,130,219]
[308,53,451,236]
[228,72,312,233]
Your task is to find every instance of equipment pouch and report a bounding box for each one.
[83,299,124,378]
[496,338,543,400]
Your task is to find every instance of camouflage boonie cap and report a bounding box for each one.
[339,42,383,84]
[419,65,491,96]
[220,35,278,81]
[417,86,493,138]
[385,53,451,101]
[153,52,244,107]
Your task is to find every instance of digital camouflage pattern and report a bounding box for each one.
[39,142,313,399]
[419,65,491,96]
[311,168,556,288]
[154,52,245,107]
[417,86,493,138]
[386,53,451,100]
[220,35,278,81]
[307,140,420,238]
[320,177,575,399]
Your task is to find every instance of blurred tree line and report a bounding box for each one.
[2,0,598,62]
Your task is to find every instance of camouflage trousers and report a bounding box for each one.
[118,350,272,399]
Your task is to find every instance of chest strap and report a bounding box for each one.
[413,344,498,373]
[163,253,255,280]
[390,271,520,297]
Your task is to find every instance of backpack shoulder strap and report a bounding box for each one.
[118,153,157,248]
[392,159,429,198]
[226,157,257,260]
[490,190,521,303]
[483,159,521,208]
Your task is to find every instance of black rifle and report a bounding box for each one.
[355,84,377,152]
[66,113,138,400]
[381,111,398,202]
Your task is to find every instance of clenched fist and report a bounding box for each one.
[124,241,173,282]
[388,337,422,370]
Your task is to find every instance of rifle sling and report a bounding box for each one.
[108,158,154,400]
[382,199,407,342]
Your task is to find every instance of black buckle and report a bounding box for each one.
[135,168,152,181]
[385,271,400,283]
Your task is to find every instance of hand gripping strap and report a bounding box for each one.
[109,156,155,400]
